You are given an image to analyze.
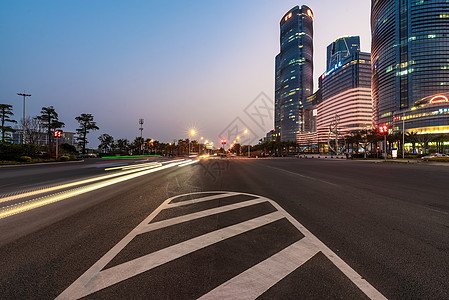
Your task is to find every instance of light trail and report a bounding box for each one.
[0,160,182,205]
[178,160,200,167]
[0,161,186,220]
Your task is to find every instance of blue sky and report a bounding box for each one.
[0,0,371,147]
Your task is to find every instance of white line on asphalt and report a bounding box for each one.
[262,165,339,187]
[166,192,239,207]
[136,198,267,235]
[56,211,284,300]
[56,191,387,300]
[198,238,319,300]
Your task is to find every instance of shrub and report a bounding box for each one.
[19,156,32,162]
[59,156,70,161]
[0,143,37,160]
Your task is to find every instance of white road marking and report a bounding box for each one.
[56,212,283,300]
[262,164,340,187]
[57,191,387,300]
[198,238,319,300]
[137,198,266,235]
[166,191,238,207]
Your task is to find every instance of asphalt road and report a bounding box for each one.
[0,157,448,299]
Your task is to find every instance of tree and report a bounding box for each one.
[98,134,114,153]
[37,106,64,150]
[19,116,44,145]
[414,133,434,154]
[116,138,130,154]
[0,104,17,143]
[75,113,99,154]
[406,131,418,154]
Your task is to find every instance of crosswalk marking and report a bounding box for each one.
[198,238,319,300]
[57,191,387,300]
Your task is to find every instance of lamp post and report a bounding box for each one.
[189,129,195,156]
[244,129,250,157]
[17,92,31,144]
[236,136,240,155]
[200,137,203,155]
[139,119,144,154]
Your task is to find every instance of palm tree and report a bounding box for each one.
[406,131,418,154]
[116,139,130,155]
[98,134,114,153]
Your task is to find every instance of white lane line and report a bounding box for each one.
[56,211,284,300]
[198,238,319,300]
[166,192,239,208]
[262,165,339,187]
[136,198,267,235]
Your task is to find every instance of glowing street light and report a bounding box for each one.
[244,129,250,157]
[189,129,196,155]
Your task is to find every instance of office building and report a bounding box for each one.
[297,37,372,151]
[326,36,360,70]
[277,5,314,141]
[371,0,449,133]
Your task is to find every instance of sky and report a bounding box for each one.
[0,0,371,147]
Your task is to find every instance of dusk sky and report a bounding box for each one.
[0,0,371,147]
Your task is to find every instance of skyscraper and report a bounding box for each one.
[326,36,360,70]
[277,5,314,141]
[371,0,449,132]
[274,54,281,139]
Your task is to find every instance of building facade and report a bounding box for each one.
[277,5,314,141]
[371,0,449,131]
[297,44,373,151]
[326,36,360,70]
[274,54,281,138]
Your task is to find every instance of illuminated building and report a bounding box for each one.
[274,54,281,138]
[371,0,449,129]
[393,94,449,134]
[326,36,360,70]
[297,38,372,151]
[277,5,314,141]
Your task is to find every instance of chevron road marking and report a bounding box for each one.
[57,191,387,300]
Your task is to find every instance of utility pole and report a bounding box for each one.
[17,92,31,144]
[139,118,144,154]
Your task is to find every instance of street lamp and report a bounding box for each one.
[244,129,250,157]
[17,92,31,144]
[189,129,196,155]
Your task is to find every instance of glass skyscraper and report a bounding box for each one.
[371,0,449,131]
[274,54,281,139]
[277,5,314,141]
[326,36,360,70]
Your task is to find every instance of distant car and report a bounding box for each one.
[421,153,447,160]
